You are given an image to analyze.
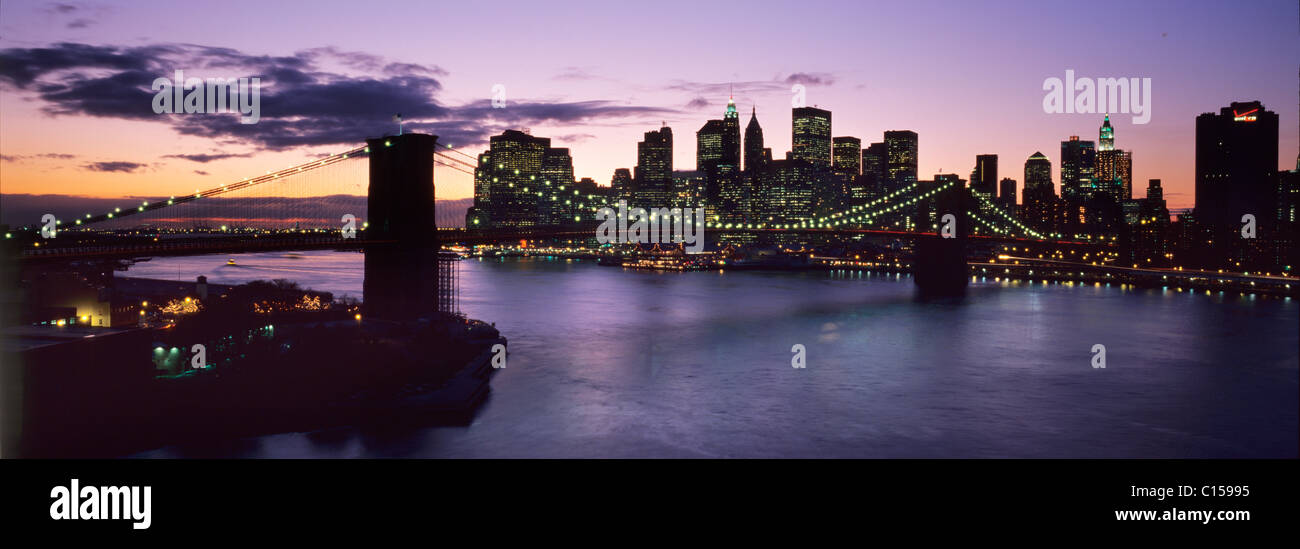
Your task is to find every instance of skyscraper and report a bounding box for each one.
[760,157,815,226]
[611,168,633,203]
[475,129,550,228]
[792,107,832,169]
[999,178,1017,210]
[1195,101,1280,236]
[465,150,494,227]
[722,97,741,170]
[860,141,887,202]
[832,137,862,175]
[884,130,918,192]
[972,154,998,197]
[697,119,723,174]
[1132,178,1171,264]
[1115,150,1132,200]
[538,147,575,224]
[744,106,766,173]
[699,98,745,222]
[830,136,862,214]
[1098,114,1115,152]
[1022,151,1056,232]
[1060,136,1096,229]
[636,125,673,206]
[1096,116,1133,201]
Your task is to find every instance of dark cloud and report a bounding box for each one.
[164,152,252,163]
[1,153,79,162]
[67,18,94,29]
[0,42,668,154]
[193,170,209,175]
[685,97,710,109]
[0,43,151,88]
[84,161,147,173]
[783,72,835,86]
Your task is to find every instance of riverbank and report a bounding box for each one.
[9,311,505,458]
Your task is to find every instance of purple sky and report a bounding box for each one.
[1,0,1296,209]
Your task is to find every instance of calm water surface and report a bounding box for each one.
[124,250,1299,458]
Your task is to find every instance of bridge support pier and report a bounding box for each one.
[912,181,969,297]
[913,236,968,296]
[363,133,440,320]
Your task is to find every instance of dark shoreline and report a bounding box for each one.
[8,316,505,458]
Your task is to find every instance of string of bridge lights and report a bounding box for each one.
[12,145,370,234]
[969,192,1045,239]
[10,135,1050,243]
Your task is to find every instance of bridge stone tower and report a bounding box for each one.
[913,182,969,296]
[363,132,439,320]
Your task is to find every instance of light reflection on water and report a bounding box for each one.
[125,251,1298,458]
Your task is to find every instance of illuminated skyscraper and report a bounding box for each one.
[1022,151,1056,232]
[1060,136,1096,229]
[1098,115,1115,152]
[792,107,832,169]
[636,125,673,206]
[722,97,741,170]
[611,168,633,203]
[829,137,862,214]
[760,157,815,225]
[697,119,723,174]
[475,129,550,228]
[832,136,862,175]
[699,98,745,222]
[1096,116,1132,200]
[538,147,575,225]
[860,141,887,201]
[884,130,918,191]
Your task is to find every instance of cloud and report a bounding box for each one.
[685,97,710,109]
[42,4,107,30]
[667,73,838,98]
[783,72,835,86]
[84,161,147,173]
[555,133,597,143]
[164,152,252,163]
[0,42,675,153]
[1,153,79,162]
[553,67,596,81]
[194,170,209,176]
